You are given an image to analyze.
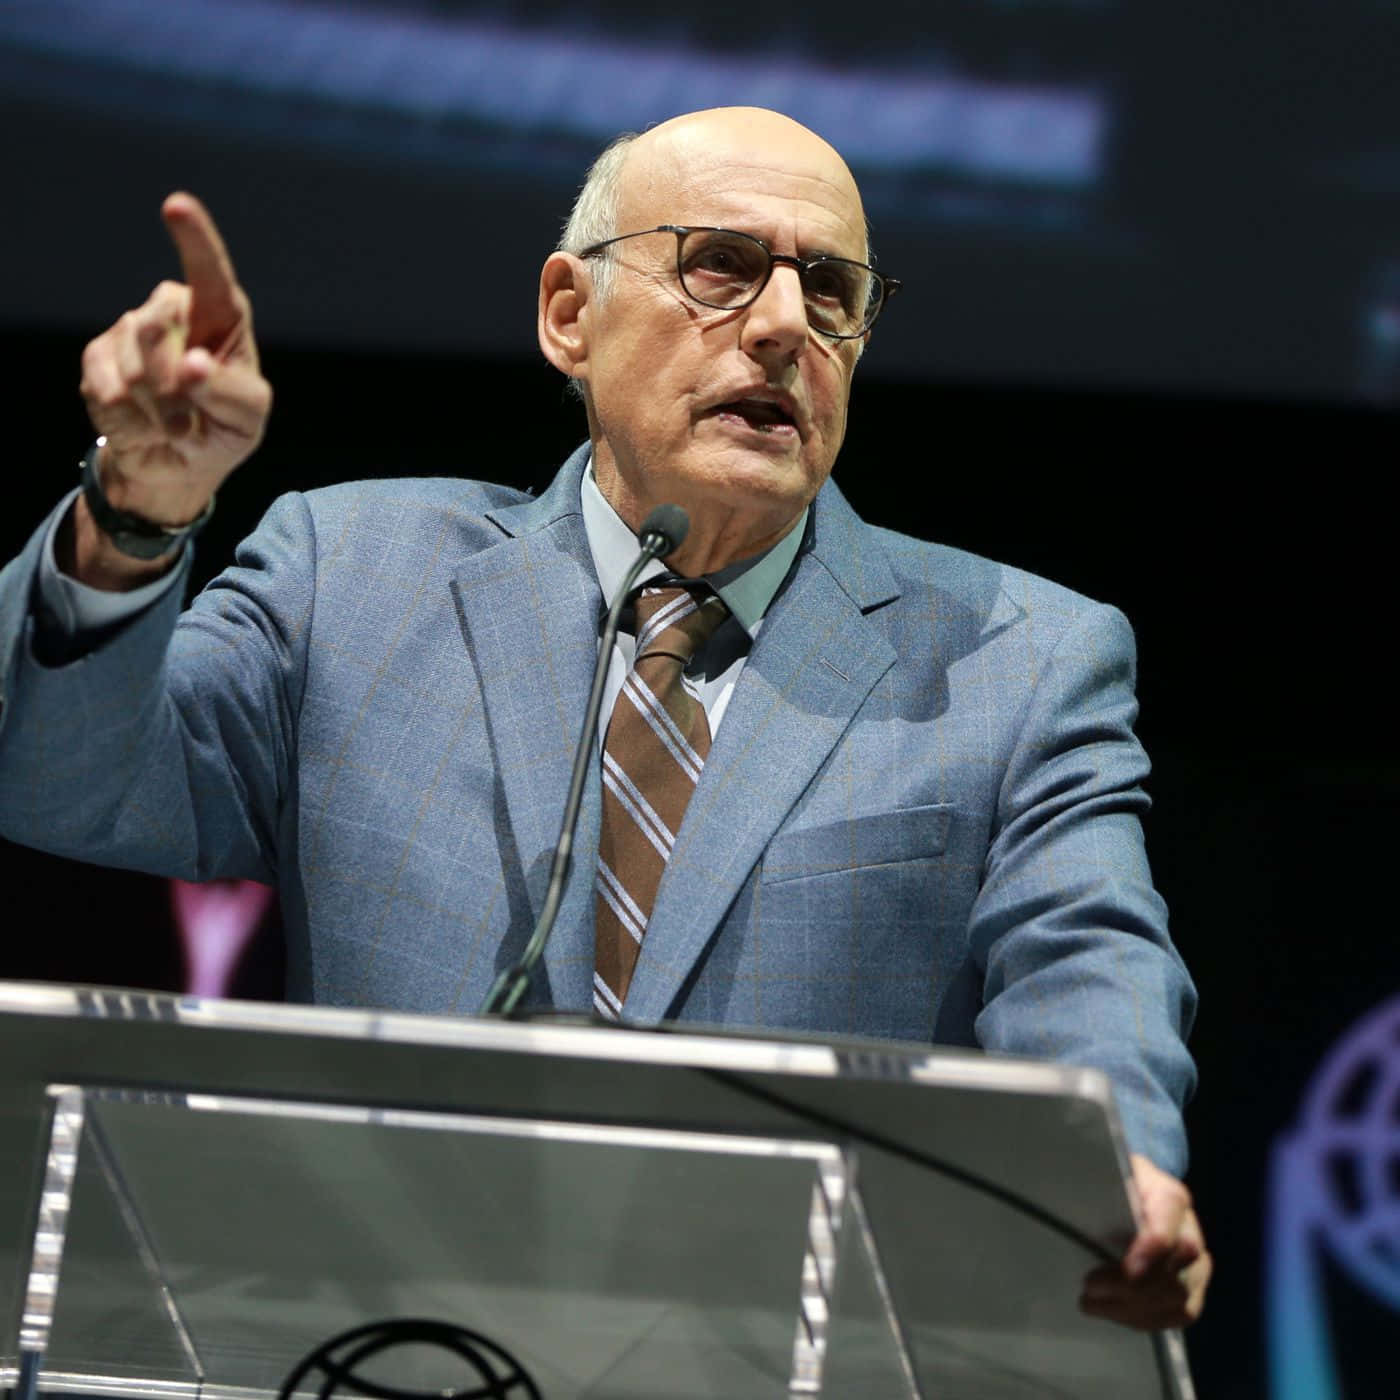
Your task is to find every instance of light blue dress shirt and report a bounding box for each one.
[579,464,805,737]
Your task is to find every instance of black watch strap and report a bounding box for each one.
[79,438,215,560]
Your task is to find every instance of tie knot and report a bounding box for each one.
[633,585,728,667]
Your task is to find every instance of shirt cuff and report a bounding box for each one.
[37,487,187,634]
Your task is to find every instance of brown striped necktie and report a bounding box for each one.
[593,584,729,1021]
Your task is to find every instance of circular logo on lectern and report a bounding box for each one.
[278,1319,541,1400]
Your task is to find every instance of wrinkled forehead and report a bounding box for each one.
[618,120,868,260]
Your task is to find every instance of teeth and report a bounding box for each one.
[716,397,792,432]
[736,399,790,424]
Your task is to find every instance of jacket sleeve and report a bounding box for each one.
[0,491,317,884]
[969,601,1198,1176]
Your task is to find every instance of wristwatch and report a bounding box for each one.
[79,438,215,560]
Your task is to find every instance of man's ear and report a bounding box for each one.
[538,252,591,383]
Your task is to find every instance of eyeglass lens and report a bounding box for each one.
[678,230,880,337]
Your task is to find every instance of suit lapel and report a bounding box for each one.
[624,483,900,1024]
[452,447,600,1009]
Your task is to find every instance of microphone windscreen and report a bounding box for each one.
[640,504,689,555]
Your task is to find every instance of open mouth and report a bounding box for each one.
[712,397,798,435]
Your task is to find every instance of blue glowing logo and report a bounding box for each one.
[1268,995,1400,1398]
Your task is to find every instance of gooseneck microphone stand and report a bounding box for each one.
[481,504,690,1017]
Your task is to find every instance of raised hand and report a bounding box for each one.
[76,194,272,573]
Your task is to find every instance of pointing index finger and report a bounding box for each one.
[161,192,245,353]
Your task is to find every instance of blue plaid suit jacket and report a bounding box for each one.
[0,445,1196,1170]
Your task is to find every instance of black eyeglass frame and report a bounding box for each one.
[578,224,902,340]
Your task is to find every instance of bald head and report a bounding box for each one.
[619,108,865,253]
[560,107,868,267]
[538,106,877,575]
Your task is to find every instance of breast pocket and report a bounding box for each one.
[760,803,954,885]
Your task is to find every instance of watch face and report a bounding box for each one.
[80,441,202,559]
[106,528,184,561]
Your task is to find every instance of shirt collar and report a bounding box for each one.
[580,457,806,637]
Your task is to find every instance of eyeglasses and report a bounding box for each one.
[579,225,901,340]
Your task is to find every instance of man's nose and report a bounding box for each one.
[741,264,809,362]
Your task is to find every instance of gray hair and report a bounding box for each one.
[554,131,640,402]
[558,130,642,305]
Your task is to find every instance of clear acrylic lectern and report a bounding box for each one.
[0,983,1194,1399]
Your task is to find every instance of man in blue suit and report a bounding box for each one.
[0,107,1208,1327]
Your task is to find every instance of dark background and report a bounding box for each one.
[3,2,1399,1395]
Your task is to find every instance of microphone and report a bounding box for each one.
[481,504,690,1017]
[639,503,688,557]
